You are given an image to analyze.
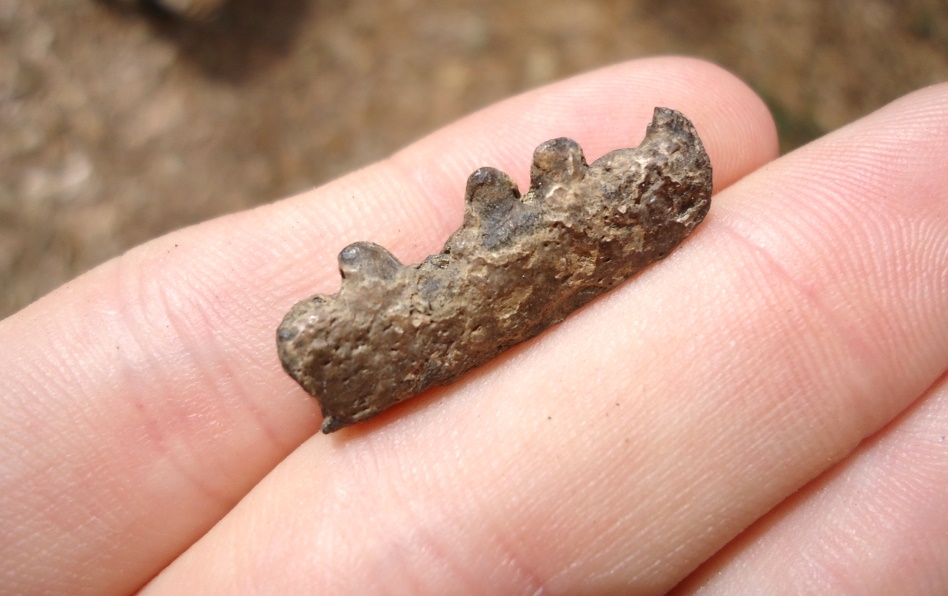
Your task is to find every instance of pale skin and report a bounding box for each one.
[1,57,946,594]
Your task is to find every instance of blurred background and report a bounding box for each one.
[2,0,947,318]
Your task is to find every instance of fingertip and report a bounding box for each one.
[662,58,780,188]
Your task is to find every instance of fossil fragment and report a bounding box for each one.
[278,107,712,433]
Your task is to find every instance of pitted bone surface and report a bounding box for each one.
[277,107,713,433]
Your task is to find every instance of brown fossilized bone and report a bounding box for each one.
[277,107,713,433]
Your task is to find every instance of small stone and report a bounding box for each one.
[154,0,225,19]
[116,0,226,20]
[277,108,713,433]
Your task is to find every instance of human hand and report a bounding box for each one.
[2,57,946,594]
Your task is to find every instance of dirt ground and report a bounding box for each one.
[2,0,947,318]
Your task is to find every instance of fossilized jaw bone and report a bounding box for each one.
[277,107,713,433]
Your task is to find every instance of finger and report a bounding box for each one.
[145,84,948,593]
[0,57,777,594]
[675,373,948,594]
